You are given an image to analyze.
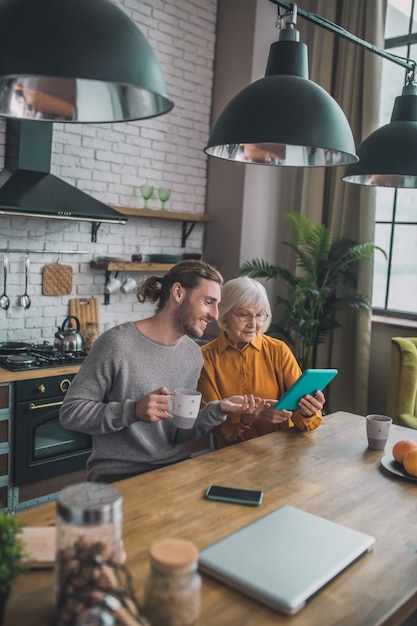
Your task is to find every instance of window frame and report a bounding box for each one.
[372,0,417,320]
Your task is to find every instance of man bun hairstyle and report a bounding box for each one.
[137,260,223,311]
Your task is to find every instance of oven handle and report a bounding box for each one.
[28,400,63,410]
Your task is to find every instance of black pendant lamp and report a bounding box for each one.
[0,0,174,123]
[204,7,357,167]
[343,77,417,187]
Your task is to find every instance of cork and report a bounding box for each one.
[149,538,198,570]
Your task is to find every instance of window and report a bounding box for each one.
[372,0,417,317]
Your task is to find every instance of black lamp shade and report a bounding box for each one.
[0,0,174,123]
[343,92,417,187]
[205,37,357,167]
[205,74,358,166]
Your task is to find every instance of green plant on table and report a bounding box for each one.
[0,510,27,593]
[238,213,386,370]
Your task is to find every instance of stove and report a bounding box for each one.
[0,342,87,371]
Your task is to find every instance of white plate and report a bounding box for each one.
[380,454,417,483]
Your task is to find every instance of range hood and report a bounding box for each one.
[0,120,127,235]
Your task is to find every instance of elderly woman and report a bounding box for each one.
[197,276,325,449]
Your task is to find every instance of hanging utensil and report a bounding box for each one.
[0,254,10,310]
[20,254,31,309]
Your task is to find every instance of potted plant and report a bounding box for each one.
[0,510,26,625]
[237,213,386,370]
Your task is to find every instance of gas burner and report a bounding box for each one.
[4,354,38,367]
[32,343,56,353]
[0,344,88,371]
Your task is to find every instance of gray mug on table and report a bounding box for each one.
[366,414,392,450]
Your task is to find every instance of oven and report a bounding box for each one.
[13,374,91,485]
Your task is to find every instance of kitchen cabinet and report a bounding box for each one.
[0,365,85,513]
[0,383,11,510]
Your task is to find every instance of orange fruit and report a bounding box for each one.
[403,448,417,477]
[392,440,417,465]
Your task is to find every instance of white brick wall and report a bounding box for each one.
[0,0,217,343]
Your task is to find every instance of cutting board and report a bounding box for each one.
[69,297,100,336]
[19,526,56,569]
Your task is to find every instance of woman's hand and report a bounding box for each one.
[297,389,325,417]
[135,386,172,423]
[254,400,292,424]
[250,389,325,423]
[220,395,268,414]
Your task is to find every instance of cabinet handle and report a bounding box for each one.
[28,400,63,410]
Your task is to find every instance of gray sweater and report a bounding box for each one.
[59,322,226,480]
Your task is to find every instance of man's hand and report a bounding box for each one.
[135,386,172,423]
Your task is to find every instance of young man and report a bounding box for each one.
[60,261,263,482]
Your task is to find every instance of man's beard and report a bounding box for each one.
[173,295,203,338]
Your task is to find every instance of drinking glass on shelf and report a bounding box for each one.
[140,185,154,209]
[158,187,171,210]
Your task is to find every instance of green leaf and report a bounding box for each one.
[0,510,27,593]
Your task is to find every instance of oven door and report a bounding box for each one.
[13,395,92,485]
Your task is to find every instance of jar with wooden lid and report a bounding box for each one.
[84,322,100,351]
[53,482,123,624]
[143,538,201,626]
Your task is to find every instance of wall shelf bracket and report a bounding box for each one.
[182,221,196,247]
[91,222,101,243]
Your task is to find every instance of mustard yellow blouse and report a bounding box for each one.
[197,331,322,448]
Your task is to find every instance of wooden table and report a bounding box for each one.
[4,412,417,626]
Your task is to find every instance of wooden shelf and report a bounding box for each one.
[91,209,215,302]
[111,207,214,247]
[90,261,177,305]
[90,261,175,272]
[112,207,214,222]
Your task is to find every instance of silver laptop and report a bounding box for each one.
[199,505,375,615]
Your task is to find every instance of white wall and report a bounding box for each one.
[0,0,218,344]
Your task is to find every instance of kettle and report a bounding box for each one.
[54,316,85,352]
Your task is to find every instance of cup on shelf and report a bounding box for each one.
[121,275,138,294]
[158,187,171,210]
[140,185,154,209]
[104,275,121,294]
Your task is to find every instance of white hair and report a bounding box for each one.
[218,276,272,333]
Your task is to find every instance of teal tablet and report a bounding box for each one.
[274,368,338,410]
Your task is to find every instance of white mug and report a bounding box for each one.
[104,276,122,294]
[121,275,138,294]
[168,388,202,429]
[366,414,392,450]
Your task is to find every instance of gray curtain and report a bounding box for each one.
[278,1,387,413]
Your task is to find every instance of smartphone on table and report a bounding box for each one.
[205,484,263,506]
